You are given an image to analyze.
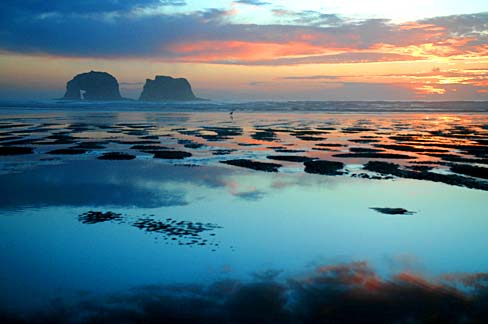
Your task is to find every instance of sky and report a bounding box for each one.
[0,0,487,100]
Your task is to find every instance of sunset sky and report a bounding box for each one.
[0,0,487,100]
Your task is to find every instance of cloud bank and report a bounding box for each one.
[0,2,486,65]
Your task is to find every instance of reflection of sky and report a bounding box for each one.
[0,160,236,209]
[1,158,487,311]
[1,110,487,177]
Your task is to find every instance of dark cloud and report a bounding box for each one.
[272,9,343,26]
[233,190,266,201]
[421,12,488,41]
[235,0,270,6]
[159,0,187,5]
[210,52,422,66]
[198,8,235,22]
[2,262,488,323]
[0,0,186,15]
[0,9,231,58]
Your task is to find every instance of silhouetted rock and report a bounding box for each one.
[139,76,197,101]
[62,71,122,100]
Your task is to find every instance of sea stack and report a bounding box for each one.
[139,76,197,101]
[62,71,122,100]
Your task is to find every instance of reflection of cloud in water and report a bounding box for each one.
[218,171,344,202]
[0,160,236,210]
[269,172,343,190]
[233,190,266,201]
[0,159,344,209]
[3,261,488,323]
[384,253,426,274]
[225,180,266,201]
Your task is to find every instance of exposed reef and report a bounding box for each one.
[79,211,221,247]
[364,161,488,191]
[267,155,315,163]
[133,218,221,246]
[450,164,488,179]
[62,71,122,100]
[79,211,123,224]
[47,148,88,155]
[0,146,33,155]
[97,152,136,160]
[370,207,416,215]
[304,160,344,175]
[151,150,192,159]
[1,115,487,192]
[139,75,198,101]
[333,152,415,159]
[221,159,282,172]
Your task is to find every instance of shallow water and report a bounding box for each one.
[1,103,487,321]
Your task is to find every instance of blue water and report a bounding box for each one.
[0,99,487,113]
[2,160,486,309]
[0,102,487,321]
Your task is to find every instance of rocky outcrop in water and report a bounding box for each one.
[62,71,122,100]
[139,76,197,101]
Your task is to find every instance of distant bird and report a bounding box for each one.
[230,110,234,120]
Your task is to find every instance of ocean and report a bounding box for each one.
[1,100,487,322]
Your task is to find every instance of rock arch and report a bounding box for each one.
[62,71,122,100]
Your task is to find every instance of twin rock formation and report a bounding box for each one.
[62,71,198,101]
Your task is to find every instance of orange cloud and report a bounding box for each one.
[284,67,488,97]
[414,85,447,95]
[168,40,344,63]
[398,22,446,32]
[165,25,486,68]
